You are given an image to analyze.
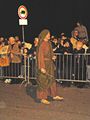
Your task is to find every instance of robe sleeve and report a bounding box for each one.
[38,44,45,69]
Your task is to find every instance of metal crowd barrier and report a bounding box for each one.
[0,55,26,80]
[55,53,90,83]
[26,53,90,84]
[0,53,90,84]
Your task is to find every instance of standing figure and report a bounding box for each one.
[70,30,79,49]
[72,22,88,43]
[8,37,22,77]
[73,41,86,88]
[36,29,63,104]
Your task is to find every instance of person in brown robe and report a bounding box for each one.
[36,29,64,104]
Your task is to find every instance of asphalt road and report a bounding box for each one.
[0,81,90,120]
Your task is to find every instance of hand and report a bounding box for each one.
[52,56,56,61]
[41,68,46,74]
[11,50,14,53]
[64,52,68,55]
[57,45,59,48]
[11,53,14,59]
[34,52,36,55]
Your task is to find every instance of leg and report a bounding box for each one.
[50,82,64,101]
[37,89,50,104]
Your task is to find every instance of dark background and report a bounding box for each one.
[0,0,90,43]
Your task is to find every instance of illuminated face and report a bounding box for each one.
[74,31,79,37]
[54,38,58,44]
[64,42,69,47]
[9,37,15,45]
[24,48,28,54]
[34,38,39,45]
[0,37,4,42]
[15,36,19,41]
[62,36,67,40]
[60,40,64,46]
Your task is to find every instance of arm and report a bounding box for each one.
[38,45,46,73]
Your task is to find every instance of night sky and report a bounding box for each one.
[0,0,90,43]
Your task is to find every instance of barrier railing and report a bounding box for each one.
[26,53,90,83]
[0,54,25,80]
[55,53,90,83]
[0,53,90,84]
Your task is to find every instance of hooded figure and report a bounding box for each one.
[36,29,63,104]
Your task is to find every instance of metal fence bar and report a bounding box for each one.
[0,53,90,84]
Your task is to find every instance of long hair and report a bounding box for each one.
[36,29,50,69]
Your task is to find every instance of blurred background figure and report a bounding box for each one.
[30,37,39,57]
[15,36,22,48]
[51,37,59,53]
[8,37,22,80]
[72,21,88,43]
[0,37,5,48]
[70,30,79,49]
[73,41,86,88]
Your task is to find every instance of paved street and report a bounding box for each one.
[0,81,90,120]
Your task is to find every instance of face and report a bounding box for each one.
[62,36,67,40]
[44,33,50,41]
[34,38,39,45]
[74,31,79,37]
[24,48,28,54]
[9,37,15,45]
[0,37,4,43]
[60,40,64,46]
[53,38,58,43]
[0,37,4,41]
[15,36,19,41]
[64,42,69,47]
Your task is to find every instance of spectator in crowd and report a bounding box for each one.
[0,37,11,83]
[60,39,73,87]
[30,37,39,57]
[8,37,22,79]
[50,35,55,41]
[58,35,66,53]
[72,21,88,43]
[63,39,73,54]
[15,36,22,49]
[70,30,79,49]
[59,34,68,48]
[86,44,90,80]
[27,37,39,85]
[0,37,5,47]
[73,41,86,87]
[51,37,59,53]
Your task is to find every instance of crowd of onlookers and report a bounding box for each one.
[0,21,90,86]
[0,21,90,59]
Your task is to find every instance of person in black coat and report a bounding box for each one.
[59,39,73,87]
[73,41,86,87]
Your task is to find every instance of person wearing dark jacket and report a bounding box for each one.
[59,39,73,87]
[73,41,86,88]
